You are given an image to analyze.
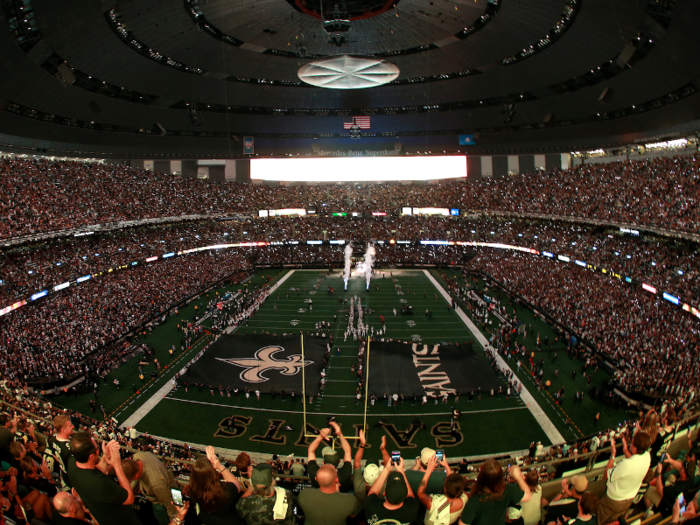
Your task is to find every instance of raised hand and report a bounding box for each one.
[206,446,224,471]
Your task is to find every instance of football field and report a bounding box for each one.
[54,267,631,459]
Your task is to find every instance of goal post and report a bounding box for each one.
[301,333,369,440]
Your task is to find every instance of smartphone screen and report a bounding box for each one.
[436,450,444,461]
[678,493,686,514]
[391,451,400,465]
[171,488,183,506]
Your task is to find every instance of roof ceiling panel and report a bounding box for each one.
[0,0,697,155]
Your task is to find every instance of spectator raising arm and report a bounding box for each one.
[206,445,241,491]
[103,441,134,506]
[510,465,531,503]
[308,427,331,462]
[354,429,366,471]
[330,421,352,464]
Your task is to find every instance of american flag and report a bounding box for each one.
[343,116,371,129]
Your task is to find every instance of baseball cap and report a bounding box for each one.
[420,447,436,465]
[384,472,408,504]
[571,475,588,493]
[363,463,380,485]
[251,464,274,487]
[322,446,341,466]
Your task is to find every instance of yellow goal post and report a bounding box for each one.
[301,333,370,441]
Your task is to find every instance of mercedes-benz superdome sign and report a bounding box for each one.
[298,55,400,89]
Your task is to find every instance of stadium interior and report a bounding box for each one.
[0,1,699,525]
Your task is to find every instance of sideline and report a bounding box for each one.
[423,270,565,445]
[123,271,296,428]
[267,269,296,291]
[122,381,177,429]
[163,395,530,417]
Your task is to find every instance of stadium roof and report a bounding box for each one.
[0,0,699,158]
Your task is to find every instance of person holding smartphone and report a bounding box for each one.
[644,452,696,520]
[407,448,448,495]
[366,456,420,525]
[67,434,140,525]
[418,454,468,525]
[597,432,651,525]
[458,460,531,525]
[671,491,700,524]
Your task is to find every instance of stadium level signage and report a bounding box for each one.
[317,148,402,157]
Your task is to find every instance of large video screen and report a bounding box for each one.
[250,156,467,182]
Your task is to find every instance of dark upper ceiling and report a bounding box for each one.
[0,0,699,158]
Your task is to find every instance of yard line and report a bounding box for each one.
[164,396,530,416]
[319,395,356,398]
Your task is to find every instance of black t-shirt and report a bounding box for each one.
[365,494,420,525]
[25,474,58,496]
[659,480,695,517]
[0,426,14,459]
[52,514,92,525]
[545,498,580,524]
[460,484,525,525]
[564,517,595,525]
[194,482,241,525]
[67,457,141,525]
[650,428,674,467]
[307,460,352,490]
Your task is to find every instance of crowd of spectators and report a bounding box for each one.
[0,252,251,382]
[0,376,698,525]
[3,217,696,308]
[1,211,698,393]
[1,155,699,241]
[2,154,700,523]
[464,250,699,398]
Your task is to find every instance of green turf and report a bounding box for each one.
[53,270,287,420]
[54,267,632,458]
[431,269,633,439]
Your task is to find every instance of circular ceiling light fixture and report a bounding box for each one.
[298,55,399,89]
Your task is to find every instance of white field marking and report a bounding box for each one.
[164,396,529,416]
[121,380,176,429]
[423,270,565,445]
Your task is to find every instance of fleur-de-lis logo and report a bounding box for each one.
[216,346,313,383]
